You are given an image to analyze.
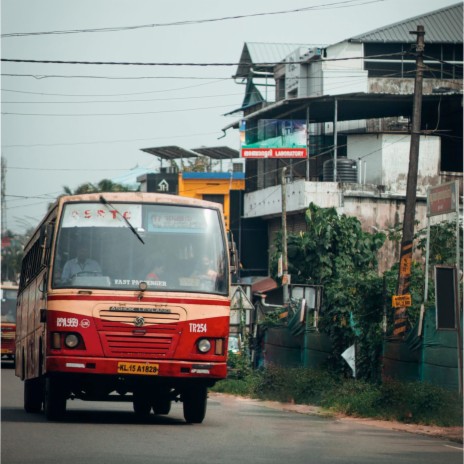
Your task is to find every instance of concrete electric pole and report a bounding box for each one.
[281,166,289,305]
[393,25,425,337]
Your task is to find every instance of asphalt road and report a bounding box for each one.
[1,363,462,464]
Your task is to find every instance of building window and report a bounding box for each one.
[203,194,224,208]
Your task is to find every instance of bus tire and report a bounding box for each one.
[24,377,43,413]
[152,392,171,415]
[133,392,151,420]
[44,375,66,421]
[183,386,207,424]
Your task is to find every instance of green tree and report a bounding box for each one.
[1,229,32,283]
[271,203,386,380]
[416,218,463,270]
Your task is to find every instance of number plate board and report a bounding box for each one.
[117,362,159,375]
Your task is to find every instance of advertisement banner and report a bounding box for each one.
[240,119,307,159]
[241,148,307,159]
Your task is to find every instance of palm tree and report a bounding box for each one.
[63,179,131,195]
[49,179,133,209]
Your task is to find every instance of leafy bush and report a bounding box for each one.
[321,379,382,417]
[212,367,463,426]
[227,351,252,380]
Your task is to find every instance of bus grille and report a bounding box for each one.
[98,310,181,328]
[102,333,174,358]
[97,308,184,358]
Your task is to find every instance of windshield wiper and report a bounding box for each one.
[99,195,145,245]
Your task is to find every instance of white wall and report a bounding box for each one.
[244,179,341,218]
[323,41,364,70]
[244,180,430,272]
[347,134,441,193]
[289,41,367,98]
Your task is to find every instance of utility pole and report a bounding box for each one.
[1,158,7,235]
[393,25,425,337]
[281,166,289,305]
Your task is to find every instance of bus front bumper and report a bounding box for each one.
[46,356,227,379]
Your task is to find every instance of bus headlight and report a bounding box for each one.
[64,334,80,349]
[197,339,211,353]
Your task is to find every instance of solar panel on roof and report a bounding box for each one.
[140,146,198,160]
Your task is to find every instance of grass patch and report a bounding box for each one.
[211,366,463,427]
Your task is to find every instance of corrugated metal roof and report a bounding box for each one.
[234,42,318,78]
[349,2,463,43]
[141,146,240,161]
[223,92,462,130]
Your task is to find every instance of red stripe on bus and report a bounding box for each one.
[47,294,231,306]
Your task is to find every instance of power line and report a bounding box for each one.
[1,0,383,38]
[1,91,242,105]
[1,131,222,148]
[1,73,231,82]
[1,103,237,117]
[1,52,405,67]
[1,80,228,98]
[7,166,134,172]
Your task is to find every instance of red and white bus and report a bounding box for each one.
[16,192,234,423]
[1,281,18,364]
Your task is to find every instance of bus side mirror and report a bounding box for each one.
[40,223,54,250]
[228,232,238,275]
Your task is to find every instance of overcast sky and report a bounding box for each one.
[1,0,459,235]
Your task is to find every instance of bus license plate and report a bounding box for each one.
[117,362,159,375]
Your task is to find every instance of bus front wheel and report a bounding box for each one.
[152,391,171,415]
[24,377,43,413]
[44,375,66,421]
[182,386,207,424]
[133,391,151,420]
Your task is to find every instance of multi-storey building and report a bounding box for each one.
[224,3,463,275]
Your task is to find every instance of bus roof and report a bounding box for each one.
[22,192,226,254]
[56,192,224,212]
[1,282,19,290]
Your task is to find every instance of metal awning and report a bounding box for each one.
[222,91,462,131]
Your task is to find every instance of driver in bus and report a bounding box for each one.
[146,262,165,282]
[144,252,168,287]
[61,243,102,283]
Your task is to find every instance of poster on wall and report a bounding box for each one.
[240,119,308,159]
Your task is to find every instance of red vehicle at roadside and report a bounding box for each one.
[1,282,18,364]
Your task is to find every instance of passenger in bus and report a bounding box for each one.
[194,255,218,281]
[61,244,102,282]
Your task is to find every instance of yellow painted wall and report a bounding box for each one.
[178,174,245,230]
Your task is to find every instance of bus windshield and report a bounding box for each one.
[51,202,228,294]
[1,288,17,323]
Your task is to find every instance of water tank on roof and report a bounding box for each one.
[323,158,357,182]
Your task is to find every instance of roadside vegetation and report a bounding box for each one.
[212,365,463,427]
[214,204,463,428]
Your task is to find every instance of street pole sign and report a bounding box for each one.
[427,181,459,217]
[392,294,412,308]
